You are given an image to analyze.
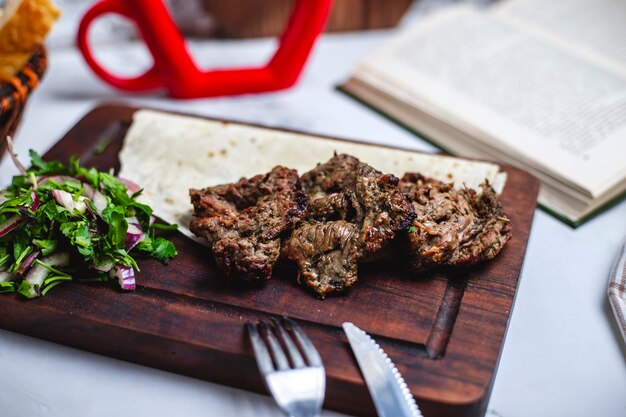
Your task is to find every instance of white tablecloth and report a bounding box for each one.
[1,1,625,416]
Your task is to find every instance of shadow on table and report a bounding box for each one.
[50,87,165,102]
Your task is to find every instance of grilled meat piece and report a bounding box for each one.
[399,173,512,271]
[189,166,306,281]
[282,154,415,297]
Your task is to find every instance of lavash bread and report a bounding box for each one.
[118,110,507,241]
[0,0,60,81]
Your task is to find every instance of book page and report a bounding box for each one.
[358,5,626,195]
[493,0,626,75]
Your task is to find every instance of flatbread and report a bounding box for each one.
[118,109,506,239]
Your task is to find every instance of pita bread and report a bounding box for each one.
[119,110,506,239]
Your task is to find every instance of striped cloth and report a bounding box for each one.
[0,46,48,159]
[609,239,626,344]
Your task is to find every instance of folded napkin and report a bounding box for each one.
[609,239,626,343]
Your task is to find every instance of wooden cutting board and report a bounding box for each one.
[0,104,539,417]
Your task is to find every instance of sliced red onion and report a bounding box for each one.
[30,191,41,210]
[125,222,145,251]
[52,190,87,215]
[91,190,108,216]
[23,252,70,298]
[16,249,40,276]
[79,183,110,217]
[0,215,23,238]
[113,265,136,291]
[117,177,141,195]
[5,136,26,175]
[84,200,97,218]
[0,271,15,283]
[0,192,39,237]
[0,191,41,237]
[40,177,105,216]
[82,183,96,203]
[51,189,72,207]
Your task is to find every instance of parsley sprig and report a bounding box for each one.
[0,150,177,298]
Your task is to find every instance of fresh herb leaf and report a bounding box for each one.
[0,282,16,294]
[102,206,128,250]
[0,247,10,271]
[10,243,33,273]
[33,239,58,256]
[151,223,178,231]
[34,259,71,278]
[17,280,34,298]
[41,279,70,296]
[113,248,140,271]
[69,156,99,187]
[151,237,177,263]
[100,173,131,204]
[94,136,111,155]
[29,150,65,174]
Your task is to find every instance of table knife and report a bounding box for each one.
[342,322,423,417]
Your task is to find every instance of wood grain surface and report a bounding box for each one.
[197,0,413,38]
[0,104,540,417]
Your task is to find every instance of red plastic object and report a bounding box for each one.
[77,0,333,98]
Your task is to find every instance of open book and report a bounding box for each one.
[342,0,626,226]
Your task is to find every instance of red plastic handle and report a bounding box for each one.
[76,0,163,92]
[77,0,333,98]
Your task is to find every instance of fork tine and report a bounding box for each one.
[246,321,274,375]
[282,317,323,367]
[271,317,306,368]
[259,321,290,371]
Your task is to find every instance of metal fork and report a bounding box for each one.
[246,317,326,417]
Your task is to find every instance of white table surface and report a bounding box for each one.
[1,2,626,417]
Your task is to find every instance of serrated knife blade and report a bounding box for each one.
[342,322,423,417]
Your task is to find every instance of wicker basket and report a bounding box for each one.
[0,47,48,160]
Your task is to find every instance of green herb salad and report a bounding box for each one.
[0,149,177,298]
